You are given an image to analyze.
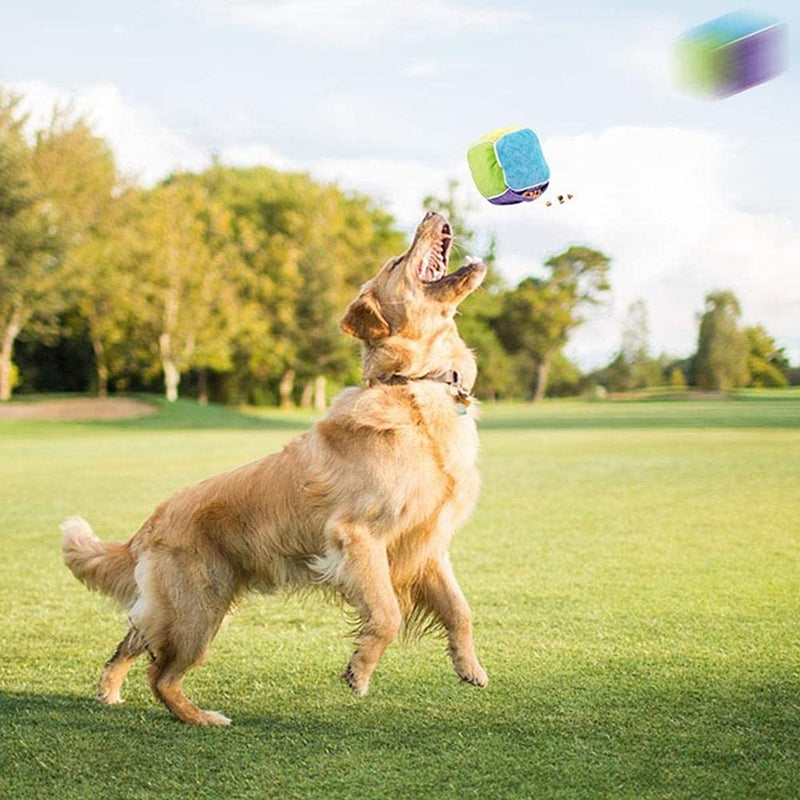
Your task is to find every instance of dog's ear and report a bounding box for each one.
[340,289,391,340]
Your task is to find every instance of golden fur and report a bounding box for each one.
[62,211,488,726]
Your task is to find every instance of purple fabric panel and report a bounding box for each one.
[487,183,550,206]
[488,189,524,205]
[719,25,788,96]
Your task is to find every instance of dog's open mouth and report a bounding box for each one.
[417,223,452,283]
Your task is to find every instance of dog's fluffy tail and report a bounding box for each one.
[61,516,137,607]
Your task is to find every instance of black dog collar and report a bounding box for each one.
[372,370,472,411]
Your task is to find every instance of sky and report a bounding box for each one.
[2,0,799,368]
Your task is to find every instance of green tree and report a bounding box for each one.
[71,191,140,396]
[621,300,647,356]
[0,94,123,401]
[495,246,611,401]
[745,325,789,388]
[0,92,62,400]
[170,165,406,406]
[33,113,124,397]
[190,165,305,405]
[694,290,750,390]
[292,185,405,408]
[128,182,243,402]
[602,300,663,392]
[669,365,688,389]
[544,350,583,397]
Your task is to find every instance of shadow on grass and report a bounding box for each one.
[2,673,797,800]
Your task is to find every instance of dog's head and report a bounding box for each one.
[341,212,486,388]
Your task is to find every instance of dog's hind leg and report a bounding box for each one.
[139,554,234,726]
[414,554,488,688]
[97,627,147,704]
[148,658,231,727]
[332,524,402,697]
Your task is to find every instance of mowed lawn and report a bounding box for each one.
[1,395,799,799]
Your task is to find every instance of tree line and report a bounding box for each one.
[1,89,794,406]
[1,91,404,406]
[425,183,795,398]
[589,291,794,395]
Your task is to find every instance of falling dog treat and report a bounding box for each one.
[544,193,574,209]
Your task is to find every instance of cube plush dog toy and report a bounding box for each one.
[467,127,550,206]
[675,11,788,99]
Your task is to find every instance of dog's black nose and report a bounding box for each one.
[423,211,436,222]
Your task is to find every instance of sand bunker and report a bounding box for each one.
[0,397,158,421]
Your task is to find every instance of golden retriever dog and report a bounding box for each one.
[62,211,488,726]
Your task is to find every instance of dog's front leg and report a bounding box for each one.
[417,553,488,687]
[333,523,402,696]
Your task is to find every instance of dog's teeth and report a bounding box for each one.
[418,245,450,282]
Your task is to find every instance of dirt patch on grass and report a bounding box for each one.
[0,397,158,421]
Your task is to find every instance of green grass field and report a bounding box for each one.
[2,394,799,799]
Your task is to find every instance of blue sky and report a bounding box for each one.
[2,1,799,367]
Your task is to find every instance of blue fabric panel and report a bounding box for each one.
[495,128,550,192]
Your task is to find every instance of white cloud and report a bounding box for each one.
[11,81,208,185]
[466,127,800,367]
[301,156,453,227]
[220,142,294,171]
[218,146,454,230]
[10,78,445,226]
[401,60,473,78]
[608,18,682,93]
[316,93,431,151]
[205,0,526,46]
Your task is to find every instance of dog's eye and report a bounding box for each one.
[388,257,403,271]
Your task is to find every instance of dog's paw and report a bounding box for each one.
[455,661,489,688]
[96,689,124,705]
[199,710,232,726]
[341,663,369,697]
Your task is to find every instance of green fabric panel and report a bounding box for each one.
[474,126,519,145]
[676,37,720,95]
[467,141,507,198]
